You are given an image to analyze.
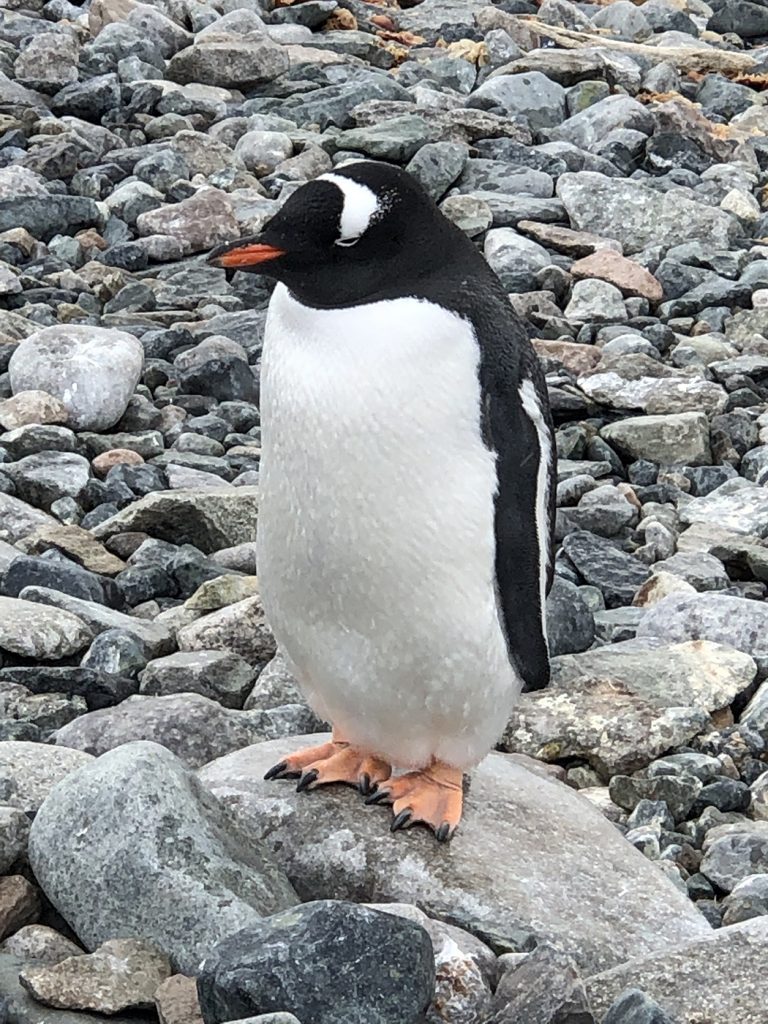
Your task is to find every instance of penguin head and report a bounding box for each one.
[208,160,462,307]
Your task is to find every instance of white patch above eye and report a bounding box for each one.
[318,172,380,245]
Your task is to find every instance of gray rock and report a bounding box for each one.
[578,373,727,417]
[199,735,712,977]
[18,938,171,1014]
[610,774,702,822]
[701,834,768,893]
[722,874,768,926]
[489,943,594,1024]
[0,196,103,242]
[177,595,276,667]
[0,954,154,1024]
[552,639,755,715]
[4,452,91,510]
[468,72,567,130]
[136,189,240,256]
[335,116,437,162]
[0,805,29,873]
[678,479,768,538]
[637,593,768,674]
[168,40,289,88]
[602,988,677,1024]
[92,488,260,554]
[0,493,57,544]
[405,142,468,201]
[0,742,93,815]
[592,1,651,40]
[600,412,711,466]
[0,596,92,660]
[197,901,435,1024]
[484,229,552,292]
[654,552,730,592]
[18,587,173,658]
[545,577,594,656]
[587,918,768,1024]
[53,693,318,768]
[28,742,298,974]
[565,280,626,323]
[557,173,740,255]
[139,651,255,709]
[561,532,650,608]
[439,195,493,236]
[552,95,653,150]
[244,650,307,711]
[9,326,144,432]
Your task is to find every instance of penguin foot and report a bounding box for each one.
[366,761,464,842]
[265,739,391,796]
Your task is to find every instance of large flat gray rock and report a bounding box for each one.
[586,918,768,1023]
[198,735,711,977]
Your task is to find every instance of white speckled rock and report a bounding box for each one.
[9,326,144,432]
[198,735,712,978]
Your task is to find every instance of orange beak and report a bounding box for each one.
[208,241,287,268]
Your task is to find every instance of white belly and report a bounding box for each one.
[256,284,521,770]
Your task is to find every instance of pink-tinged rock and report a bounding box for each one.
[92,448,145,478]
[571,251,663,302]
[534,339,602,375]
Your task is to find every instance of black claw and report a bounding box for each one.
[391,809,412,832]
[264,761,288,781]
[365,788,390,806]
[359,773,372,796]
[436,822,452,843]
[296,768,319,793]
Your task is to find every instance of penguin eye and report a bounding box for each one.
[335,235,361,248]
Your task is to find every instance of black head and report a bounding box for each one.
[208,160,473,308]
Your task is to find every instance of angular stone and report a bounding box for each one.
[19,587,173,658]
[53,693,318,769]
[701,834,768,893]
[637,593,768,674]
[29,742,298,974]
[177,595,275,667]
[502,681,707,777]
[0,492,57,544]
[468,72,566,130]
[0,742,94,815]
[679,479,768,538]
[155,974,204,1024]
[0,391,69,431]
[533,339,601,376]
[19,939,171,1014]
[0,597,92,660]
[136,189,239,256]
[561,532,650,608]
[572,251,663,302]
[168,41,288,89]
[552,639,755,714]
[557,173,740,255]
[0,875,41,942]
[0,805,30,873]
[92,488,259,554]
[489,943,594,1024]
[579,373,727,417]
[199,736,712,978]
[586,918,768,1024]
[139,651,255,709]
[19,523,126,575]
[600,412,711,466]
[197,901,435,1024]
[0,924,83,965]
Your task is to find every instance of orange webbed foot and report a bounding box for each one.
[366,761,464,842]
[265,736,391,797]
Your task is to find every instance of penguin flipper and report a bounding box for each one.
[482,334,556,694]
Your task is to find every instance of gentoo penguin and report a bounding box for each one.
[209,161,556,841]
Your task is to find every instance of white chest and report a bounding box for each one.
[255,285,516,768]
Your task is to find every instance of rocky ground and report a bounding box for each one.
[2,0,768,1021]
